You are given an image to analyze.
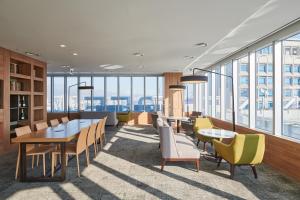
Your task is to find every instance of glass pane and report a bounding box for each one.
[207,73,212,116]
[47,77,51,112]
[256,45,273,132]
[184,84,193,112]
[237,56,249,126]
[132,77,144,112]
[66,76,78,112]
[106,77,118,112]
[225,62,233,121]
[282,33,300,140]
[119,77,131,112]
[93,77,105,111]
[157,77,164,111]
[145,77,157,112]
[53,77,64,112]
[215,66,221,118]
[200,83,206,114]
[79,77,92,111]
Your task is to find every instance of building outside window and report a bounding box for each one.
[282,32,300,140]
[184,83,194,113]
[47,77,51,112]
[67,76,78,112]
[93,77,105,111]
[106,77,118,112]
[157,77,164,111]
[119,77,131,112]
[224,62,232,121]
[215,66,221,118]
[207,73,212,116]
[236,55,249,126]
[132,77,145,112]
[79,77,92,111]
[256,45,273,132]
[53,77,64,112]
[145,77,157,112]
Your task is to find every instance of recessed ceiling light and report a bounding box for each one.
[59,44,66,48]
[61,65,70,68]
[73,53,78,56]
[99,64,111,68]
[195,42,207,47]
[104,65,123,70]
[184,56,194,59]
[25,51,40,56]
[133,52,144,57]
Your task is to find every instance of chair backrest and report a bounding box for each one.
[36,122,48,131]
[101,116,107,135]
[76,127,89,154]
[61,116,69,123]
[96,119,104,140]
[156,111,163,118]
[232,134,265,165]
[87,123,97,146]
[50,119,59,127]
[15,126,31,137]
[159,126,179,159]
[193,117,214,132]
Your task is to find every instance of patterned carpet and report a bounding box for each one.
[0,125,300,200]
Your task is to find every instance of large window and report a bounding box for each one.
[106,77,118,112]
[132,77,144,112]
[119,77,131,112]
[67,76,78,112]
[93,77,105,111]
[207,73,212,116]
[145,77,157,112]
[157,77,164,111]
[47,77,51,112]
[236,55,249,126]
[282,33,300,140]
[184,84,193,112]
[215,66,221,118]
[256,45,273,132]
[53,77,64,112]
[224,62,233,121]
[79,77,92,111]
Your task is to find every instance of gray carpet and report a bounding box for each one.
[0,125,300,200]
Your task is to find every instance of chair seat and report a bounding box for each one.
[27,146,54,155]
[175,135,200,159]
[52,144,76,154]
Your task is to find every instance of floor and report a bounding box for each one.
[0,125,300,200]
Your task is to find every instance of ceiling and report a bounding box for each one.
[0,0,299,74]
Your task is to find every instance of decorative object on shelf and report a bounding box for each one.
[181,67,236,131]
[20,109,25,120]
[68,82,94,119]
[10,63,17,73]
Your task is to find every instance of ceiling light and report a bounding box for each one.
[61,65,70,68]
[104,65,123,70]
[169,84,186,91]
[184,56,194,59]
[99,64,111,68]
[59,44,66,48]
[25,51,40,57]
[195,42,207,47]
[73,53,78,56]
[133,52,144,57]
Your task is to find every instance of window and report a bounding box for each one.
[93,77,105,111]
[132,77,144,112]
[145,77,157,112]
[157,77,164,111]
[215,66,221,118]
[284,64,292,73]
[237,55,249,126]
[106,77,118,112]
[225,62,232,121]
[79,77,92,111]
[184,84,193,113]
[47,77,51,112]
[67,76,78,112]
[282,33,300,140]
[53,77,64,112]
[119,77,131,112]
[258,64,266,72]
[240,77,249,84]
[200,83,206,114]
[240,64,248,72]
[256,45,273,132]
[207,73,212,116]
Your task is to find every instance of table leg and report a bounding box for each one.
[60,142,66,180]
[20,143,27,182]
[177,120,180,133]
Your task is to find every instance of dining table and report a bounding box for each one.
[167,116,190,133]
[11,118,100,182]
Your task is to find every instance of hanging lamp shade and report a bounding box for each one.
[169,84,186,91]
[180,75,208,84]
[78,85,94,90]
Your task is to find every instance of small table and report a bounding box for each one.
[167,116,189,133]
[198,129,237,139]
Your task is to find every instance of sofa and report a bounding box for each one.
[79,111,118,126]
[157,118,200,171]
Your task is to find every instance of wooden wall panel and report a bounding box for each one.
[210,117,300,181]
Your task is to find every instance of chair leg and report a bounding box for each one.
[230,164,235,179]
[31,155,35,169]
[76,154,80,177]
[251,165,258,179]
[66,155,68,166]
[85,149,89,166]
[43,154,46,177]
[195,160,200,172]
[93,142,97,158]
[37,155,39,166]
[217,157,222,167]
[161,158,166,171]
[15,147,20,180]
[203,142,206,151]
[51,153,55,177]
[196,139,200,146]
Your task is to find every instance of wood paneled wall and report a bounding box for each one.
[210,117,300,181]
[163,72,183,117]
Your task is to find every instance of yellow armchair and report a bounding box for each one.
[193,117,218,151]
[213,133,265,179]
[117,112,132,126]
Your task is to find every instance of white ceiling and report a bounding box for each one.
[0,0,299,74]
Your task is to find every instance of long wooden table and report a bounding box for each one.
[11,119,100,182]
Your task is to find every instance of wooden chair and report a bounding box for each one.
[61,116,69,123]
[50,119,59,127]
[86,123,98,159]
[51,127,90,177]
[101,116,107,144]
[95,119,105,152]
[36,122,48,131]
[15,126,53,179]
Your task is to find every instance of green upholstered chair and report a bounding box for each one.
[117,111,132,126]
[193,117,218,151]
[213,134,265,179]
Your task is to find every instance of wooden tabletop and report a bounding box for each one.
[11,119,100,143]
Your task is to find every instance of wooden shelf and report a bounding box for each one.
[33,119,45,124]
[10,91,31,95]
[33,92,44,95]
[10,73,31,80]
[34,77,43,82]
[34,106,44,110]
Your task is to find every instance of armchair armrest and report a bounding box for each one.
[213,139,234,164]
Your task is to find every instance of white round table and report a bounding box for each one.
[198,128,237,139]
